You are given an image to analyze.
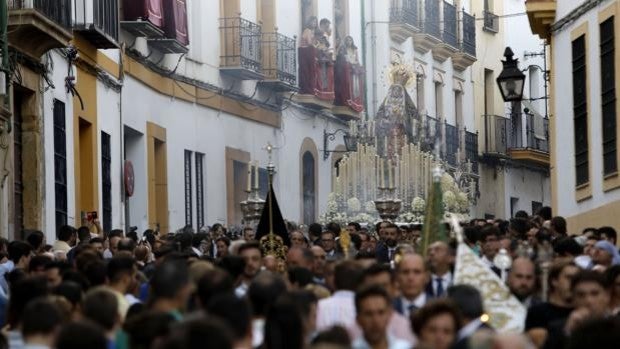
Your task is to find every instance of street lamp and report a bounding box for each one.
[323,129,357,160]
[497,47,526,102]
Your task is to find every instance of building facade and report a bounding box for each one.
[0,0,549,241]
[528,0,620,233]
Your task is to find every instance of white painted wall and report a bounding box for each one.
[504,168,551,217]
[553,4,620,218]
[42,51,78,242]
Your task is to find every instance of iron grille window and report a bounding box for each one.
[184,150,193,227]
[53,100,68,230]
[220,17,263,73]
[8,0,73,28]
[601,17,617,175]
[195,152,205,230]
[572,35,589,186]
[101,132,112,232]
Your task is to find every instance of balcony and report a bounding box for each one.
[464,129,479,173]
[260,32,297,92]
[73,0,119,48]
[389,0,420,43]
[153,0,189,53]
[413,0,442,53]
[219,17,264,80]
[121,0,166,38]
[453,10,476,71]
[444,122,459,166]
[8,0,73,59]
[526,0,556,40]
[483,10,499,33]
[482,114,550,167]
[433,1,459,62]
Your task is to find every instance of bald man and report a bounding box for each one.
[311,245,327,285]
[508,257,540,308]
[393,253,430,318]
[286,247,314,270]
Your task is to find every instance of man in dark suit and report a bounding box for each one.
[448,285,494,349]
[392,253,430,319]
[375,223,400,264]
[425,241,455,298]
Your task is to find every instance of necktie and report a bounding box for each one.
[436,277,444,297]
[388,249,394,260]
[407,304,418,317]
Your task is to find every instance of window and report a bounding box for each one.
[416,74,425,112]
[101,132,112,232]
[531,201,542,216]
[195,152,205,229]
[601,17,617,175]
[302,151,316,224]
[434,82,443,118]
[184,150,193,227]
[572,35,589,186]
[53,100,68,230]
[510,197,519,218]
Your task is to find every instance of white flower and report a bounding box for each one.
[347,197,362,213]
[365,201,376,213]
[443,191,457,211]
[441,173,457,193]
[457,192,470,213]
[412,197,426,213]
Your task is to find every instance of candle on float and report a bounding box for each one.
[247,162,252,192]
[388,160,394,189]
[254,161,259,189]
[384,136,388,156]
[379,159,385,188]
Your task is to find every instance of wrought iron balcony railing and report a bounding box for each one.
[442,1,458,48]
[9,0,72,28]
[460,10,476,56]
[483,114,549,156]
[465,129,479,173]
[390,0,420,29]
[262,32,296,86]
[73,0,119,47]
[445,122,459,166]
[422,0,441,39]
[483,10,499,33]
[220,17,263,78]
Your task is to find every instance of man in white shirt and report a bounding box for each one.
[393,253,430,319]
[316,260,362,330]
[426,241,454,298]
[352,285,411,349]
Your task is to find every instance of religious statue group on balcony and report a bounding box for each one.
[298,17,335,100]
[334,36,365,114]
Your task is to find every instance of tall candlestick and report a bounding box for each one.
[388,160,394,189]
[247,162,252,192]
[380,158,385,188]
[254,161,259,189]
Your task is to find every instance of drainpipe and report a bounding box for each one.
[370,0,377,117]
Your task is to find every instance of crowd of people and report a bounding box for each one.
[0,206,619,349]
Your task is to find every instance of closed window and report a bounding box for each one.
[195,152,205,230]
[572,34,589,186]
[101,132,112,232]
[53,100,68,230]
[601,17,617,175]
[184,150,193,227]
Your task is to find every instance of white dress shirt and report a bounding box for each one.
[352,335,411,349]
[400,293,427,319]
[431,271,452,297]
[316,290,356,330]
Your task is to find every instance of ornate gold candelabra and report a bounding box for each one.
[374,186,402,221]
[240,188,265,226]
